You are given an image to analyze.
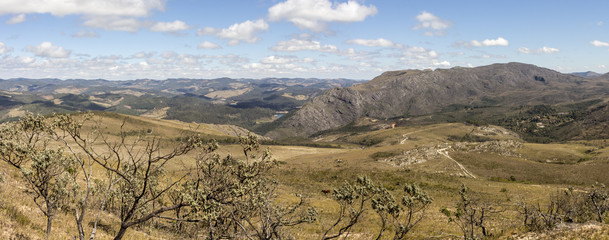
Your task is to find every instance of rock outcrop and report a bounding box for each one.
[267,62,609,139]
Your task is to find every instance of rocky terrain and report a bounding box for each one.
[268,62,609,138]
[0,77,360,128]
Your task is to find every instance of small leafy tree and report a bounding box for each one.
[372,183,433,240]
[0,114,75,239]
[177,134,317,239]
[322,176,381,240]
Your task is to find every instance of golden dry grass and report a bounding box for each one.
[2,118,609,239]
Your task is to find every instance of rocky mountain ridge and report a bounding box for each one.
[268,62,609,138]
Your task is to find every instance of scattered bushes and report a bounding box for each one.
[517,184,609,232]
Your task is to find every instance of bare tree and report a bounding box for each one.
[587,183,609,223]
[86,122,203,240]
[53,113,123,240]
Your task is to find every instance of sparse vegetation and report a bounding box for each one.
[3,91,609,239]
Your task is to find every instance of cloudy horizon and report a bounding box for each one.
[0,0,608,80]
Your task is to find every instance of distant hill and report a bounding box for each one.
[267,62,609,139]
[571,71,602,78]
[0,77,361,128]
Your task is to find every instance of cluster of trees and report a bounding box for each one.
[0,113,608,239]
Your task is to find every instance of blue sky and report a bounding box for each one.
[0,0,607,80]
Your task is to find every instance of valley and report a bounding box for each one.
[2,63,609,239]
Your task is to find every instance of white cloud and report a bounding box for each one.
[433,60,451,67]
[470,37,509,47]
[598,21,604,26]
[413,11,452,36]
[6,13,26,24]
[260,55,294,64]
[150,20,190,32]
[591,40,609,47]
[132,51,155,58]
[0,0,165,17]
[242,62,272,70]
[18,56,36,64]
[199,19,268,45]
[83,16,149,32]
[242,55,318,75]
[518,46,560,54]
[0,42,13,55]
[260,55,313,64]
[455,37,509,48]
[71,30,99,38]
[271,39,339,53]
[400,46,451,68]
[346,38,402,48]
[198,41,221,49]
[268,0,377,31]
[26,42,71,58]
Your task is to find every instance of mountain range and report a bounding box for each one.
[0,77,360,127]
[267,62,609,139]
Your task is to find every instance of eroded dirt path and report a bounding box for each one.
[437,147,477,178]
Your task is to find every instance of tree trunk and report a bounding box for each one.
[45,200,54,240]
[46,214,53,240]
[113,225,128,240]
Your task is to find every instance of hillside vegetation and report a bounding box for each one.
[268,63,609,139]
[2,112,609,239]
[2,63,609,239]
[0,77,360,128]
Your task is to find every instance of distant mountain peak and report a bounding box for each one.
[571,71,602,78]
[266,62,607,139]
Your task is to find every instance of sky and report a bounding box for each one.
[0,0,608,80]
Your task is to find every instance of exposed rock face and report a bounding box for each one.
[267,62,609,139]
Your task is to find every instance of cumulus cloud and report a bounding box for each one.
[0,42,14,55]
[0,0,165,17]
[242,55,317,75]
[150,20,190,32]
[6,13,26,24]
[199,19,268,45]
[413,11,452,36]
[198,41,221,49]
[0,1,165,32]
[471,37,509,47]
[26,42,71,58]
[83,16,150,32]
[71,30,99,38]
[456,37,509,48]
[271,39,339,53]
[132,51,156,59]
[400,46,450,68]
[260,55,314,64]
[346,38,402,48]
[268,0,377,31]
[518,46,560,54]
[433,60,451,67]
[591,40,609,47]
[260,56,294,64]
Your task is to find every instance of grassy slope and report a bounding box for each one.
[0,112,250,240]
[2,115,609,239]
